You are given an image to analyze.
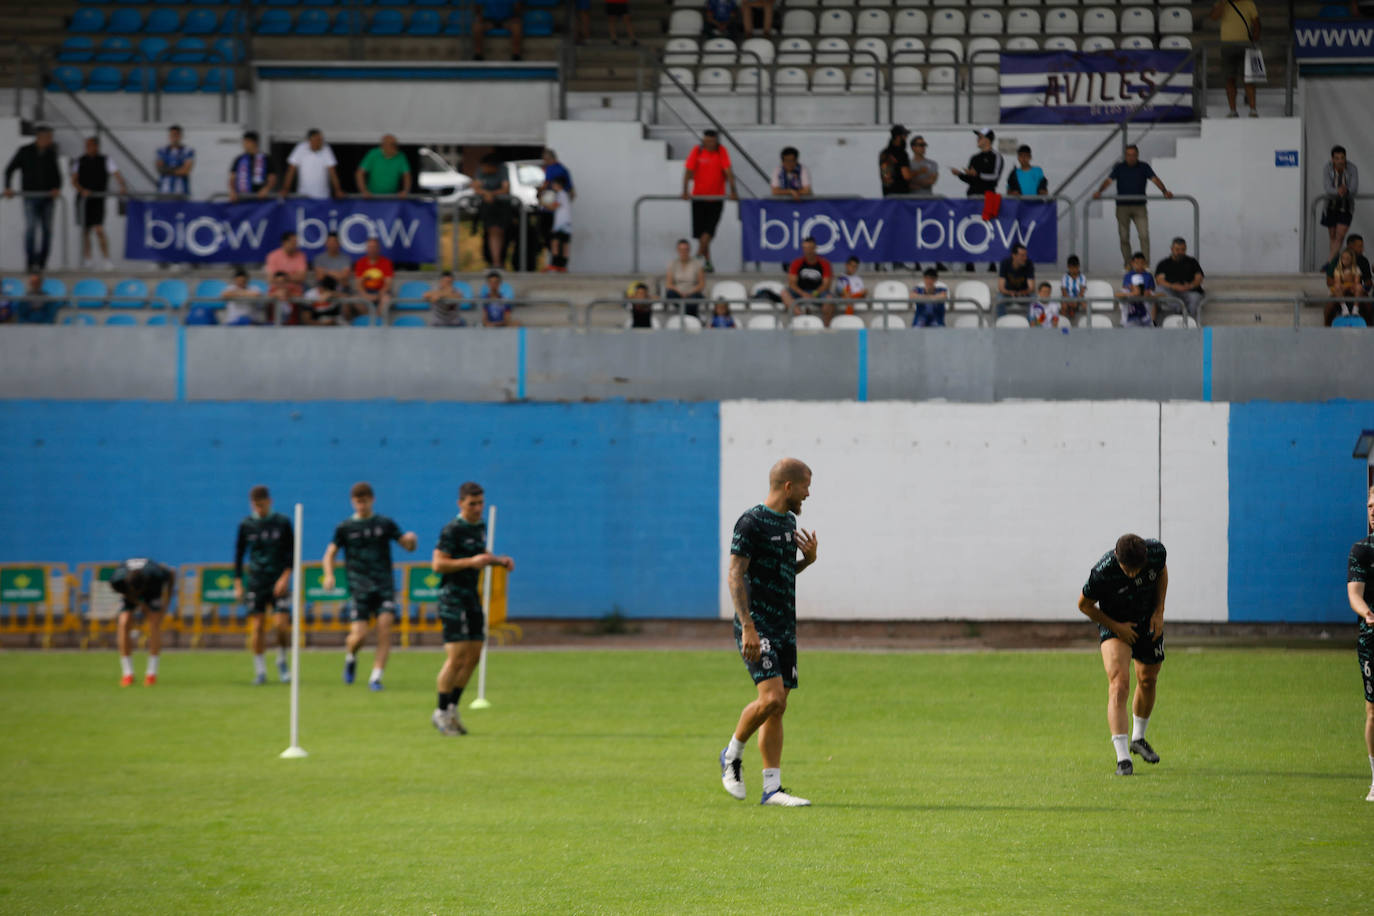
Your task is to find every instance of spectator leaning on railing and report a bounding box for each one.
[770,147,811,201]
[228,130,276,202]
[156,125,195,197]
[283,129,341,200]
[301,275,343,326]
[3,125,62,272]
[1093,144,1173,269]
[1322,146,1359,260]
[356,134,412,198]
[71,135,127,271]
[878,124,911,198]
[1005,145,1048,198]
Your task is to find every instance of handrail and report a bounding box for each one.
[631,193,738,272]
[1307,193,1374,271]
[583,295,995,328]
[1194,37,1297,119]
[1197,294,1374,330]
[0,40,46,120]
[653,66,772,191]
[1081,194,1200,273]
[39,57,160,190]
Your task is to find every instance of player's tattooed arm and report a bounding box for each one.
[795,528,818,574]
[1349,581,1374,626]
[729,555,761,662]
[1150,565,1168,638]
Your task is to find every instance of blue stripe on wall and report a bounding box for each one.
[0,401,721,618]
[1228,401,1374,622]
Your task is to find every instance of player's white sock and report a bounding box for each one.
[253,654,267,676]
[345,652,357,663]
[1368,756,1374,783]
[369,667,383,683]
[146,656,159,676]
[277,646,288,665]
[1111,734,1130,763]
[762,768,781,794]
[725,737,745,761]
[1131,715,1149,742]
[120,656,134,677]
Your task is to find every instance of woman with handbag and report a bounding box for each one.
[1209,0,1260,118]
[1324,146,1360,260]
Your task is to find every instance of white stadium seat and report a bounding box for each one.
[1007,10,1039,35]
[668,10,702,35]
[972,66,998,87]
[870,313,908,330]
[1121,8,1154,33]
[858,0,889,7]
[747,315,780,330]
[856,9,891,35]
[926,65,957,90]
[931,9,965,35]
[892,65,923,91]
[951,313,982,328]
[1005,36,1038,51]
[701,37,736,65]
[662,38,697,65]
[873,280,910,304]
[1044,9,1078,34]
[1084,280,1116,311]
[781,10,816,36]
[777,37,812,63]
[1083,8,1117,35]
[663,314,703,330]
[1160,314,1197,329]
[815,36,850,64]
[736,66,770,90]
[953,280,991,312]
[1080,314,1115,329]
[660,67,694,90]
[739,37,775,65]
[775,66,809,91]
[893,10,928,35]
[696,67,733,92]
[854,36,888,64]
[850,66,884,90]
[1044,36,1077,51]
[820,0,849,7]
[811,67,847,93]
[1120,36,1154,50]
[930,36,964,63]
[894,0,928,6]
[1160,36,1193,50]
[1007,0,1038,5]
[1081,36,1115,53]
[791,315,825,330]
[967,37,1000,66]
[830,315,865,330]
[892,37,925,63]
[818,10,853,35]
[1159,7,1194,34]
[710,280,747,303]
[968,10,1002,35]
[996,314,1030,328]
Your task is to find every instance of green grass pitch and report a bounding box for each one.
[0,647,1365,914]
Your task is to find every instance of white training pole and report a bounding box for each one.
[469,505,497,710]
[280,502,308,759]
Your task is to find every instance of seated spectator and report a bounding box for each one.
[473,0,524,61]
[782,236,834,325]
[480,271,518,327]
[1006,145,1048,198]
[664,239,705,314]
[834,256,865,305]
[222,269,268,326]
[4,271,56,324]
[911,268,949,328]
[740,0,773,37]
[1119,252,1158,327]
[770,147,812,201]
[1154,237,1206,323]
[1324,232,1372,291]
[264,231,309,299]
[300,276,343,326]
[1060,254,1087,324]
[996,244,1035,316]
[1028,281,1062,328]
[352,237,394,322]
[266,271,297,324]
[606,0,637,44]
[424,271,467,327]
[1326,247,1373,325]
[627,281,654,329]
[476,155,513,268]
[703,0,741,39]
[314,232,353,293]
[709,300,738,328]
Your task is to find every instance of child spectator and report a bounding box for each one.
[266,271,297,325]
[834,256,866,307]
[480,271,517,327]
[544,177,572,272]
[1326,247,1372,325]
[301,276,343,326]
[425,271,467,327]
[911,268,949,327]
[1028,281,1062,328]
[709,300,737,328]
[1119,253,1157,327]
[627,282,654,329]
[1060,255,1087,324]
[222,268,267,326]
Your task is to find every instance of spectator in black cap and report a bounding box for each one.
[878,125,912,197]
[951,127,1005,272]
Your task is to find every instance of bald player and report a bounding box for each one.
[719,458,819,806]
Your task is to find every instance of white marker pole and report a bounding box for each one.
[280,502,308,759]
[468,504,496,710]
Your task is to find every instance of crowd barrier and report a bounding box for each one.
[0,562,76,648]
[1080,193,1201,273]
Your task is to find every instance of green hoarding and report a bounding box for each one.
[0,567,47,603]
[198,566,238,604]
[302,565,349,602]
[407,567,443,602]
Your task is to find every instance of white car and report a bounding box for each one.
[417,148,545,215]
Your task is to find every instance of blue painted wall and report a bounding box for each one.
[1228,402,1373,622]
[0,401,720,618]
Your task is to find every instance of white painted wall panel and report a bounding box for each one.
[1159,402,1230,621]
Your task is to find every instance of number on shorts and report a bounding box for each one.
[1364,659,1371,678]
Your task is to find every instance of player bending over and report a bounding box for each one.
[719,458,819,806]
[110,558,175,687]
[1343,487,1374,802]
[233,484,294,686]
[1076,533,1168,775]
[323,481,417,691]
[429,482,515,736]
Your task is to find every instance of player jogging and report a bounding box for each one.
[233,485,294,686]
[322,481,417,691]
[1076,533,1168,775]
[429,482,515,736]
[1343,487,1374,802]
[719,458,819,806]
[110,558,175,687]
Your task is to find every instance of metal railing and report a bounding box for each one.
[0,191,70,270]
[138,48,241,125]
[1081,194,1200,273]
[0,40,46,120]
[1196,294,1374,329]
[1196,37,1297,119]
[1307,193,1374,271]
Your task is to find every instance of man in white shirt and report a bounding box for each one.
[281,128,341,200]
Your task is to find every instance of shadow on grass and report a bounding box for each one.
[822,803,1193,814]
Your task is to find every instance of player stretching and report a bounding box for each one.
[110,558,175,687]
[233,485,294,686]
[1076,534,1168,775]
[430,482,515,736]
[719,458,819,806]
[322,482,417,691]
[1343,488,1374,802]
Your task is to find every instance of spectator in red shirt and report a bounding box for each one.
[782,236,835,325]
[352,237,395,322]
[263,231,308,299]
[681,130,737,274]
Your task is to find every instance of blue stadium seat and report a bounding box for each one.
[145,9,181,34]
[212,37,245,62]
[330,11,354,34]
[395,280,432,310]
[192,279,228,309]
[153,279,189,310]
[58,37,95,63]
[407,10,441,35]
[264,0,301,6]
[70,9,106,34]
[106,9,143,34]
[41,278,67,300]
[256,10,293,35]
[86,66,123,92]
[1333,314,1368,328]
[302,0,337,6]
[112,278,149,308]
[415,0,447,6]
[453,280,475,308]
[201,68,235,93]
[0,278,22,297]
[524,10,554,36]
[153,0,186,5]
[295,9,330,34]
[369,10,404,35]
[95,37,134,62]
[123,67,156,93]
[183,9,219,35]
[47,66,85,92]
[105,314,139,326]
[219,10,245,33]
[169,37,208,62]
[191,0,224,5]
[526,0,561,8]
[63,314,97,326]
[393,316,428,327]
[163,66,200,93]
[78,0,111,4]
[138,37,171,62]
[72,279,108,309]
[351,314,375,327]
[248,279,268,295]
[145,314,170,326]
[376,0,409,6]
[443,9,471,35]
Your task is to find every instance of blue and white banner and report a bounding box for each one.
[740,198,1057,263]
[124,198,438,263]
[999,51,1193,125]
[1293,19,1374,66]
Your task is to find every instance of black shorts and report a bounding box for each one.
[1359,625,1374,704]
[440,594,484,643]
[1098,621,1165,665]
[606,1,628,15]
[1321,206,1354,228]
[119,594,165,616]
[1219,42,1247,76]
[691,200,724,239]
[734,625,798,689]
[244,581,289,617]
[81,196,106,228]
[480,198,514,229]
[347,592,398,624]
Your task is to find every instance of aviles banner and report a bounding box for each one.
[739,198,1057,263]
[999,50,1193,125]
[1293,19,1374,67]
[124,198,438,263]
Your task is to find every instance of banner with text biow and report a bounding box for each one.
[124,198,438,264]
[999,50,1193,125]
[739,198,1056,264]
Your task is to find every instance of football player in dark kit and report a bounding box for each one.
[233,485,294,686]
[718,458,819,806]
[322,482,418,691]
[1343,488,1374,802]
[1077,533,1168,775]
[110,558,176,687]
[429,482,515,737]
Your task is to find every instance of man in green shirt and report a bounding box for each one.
[355,135,411,197]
